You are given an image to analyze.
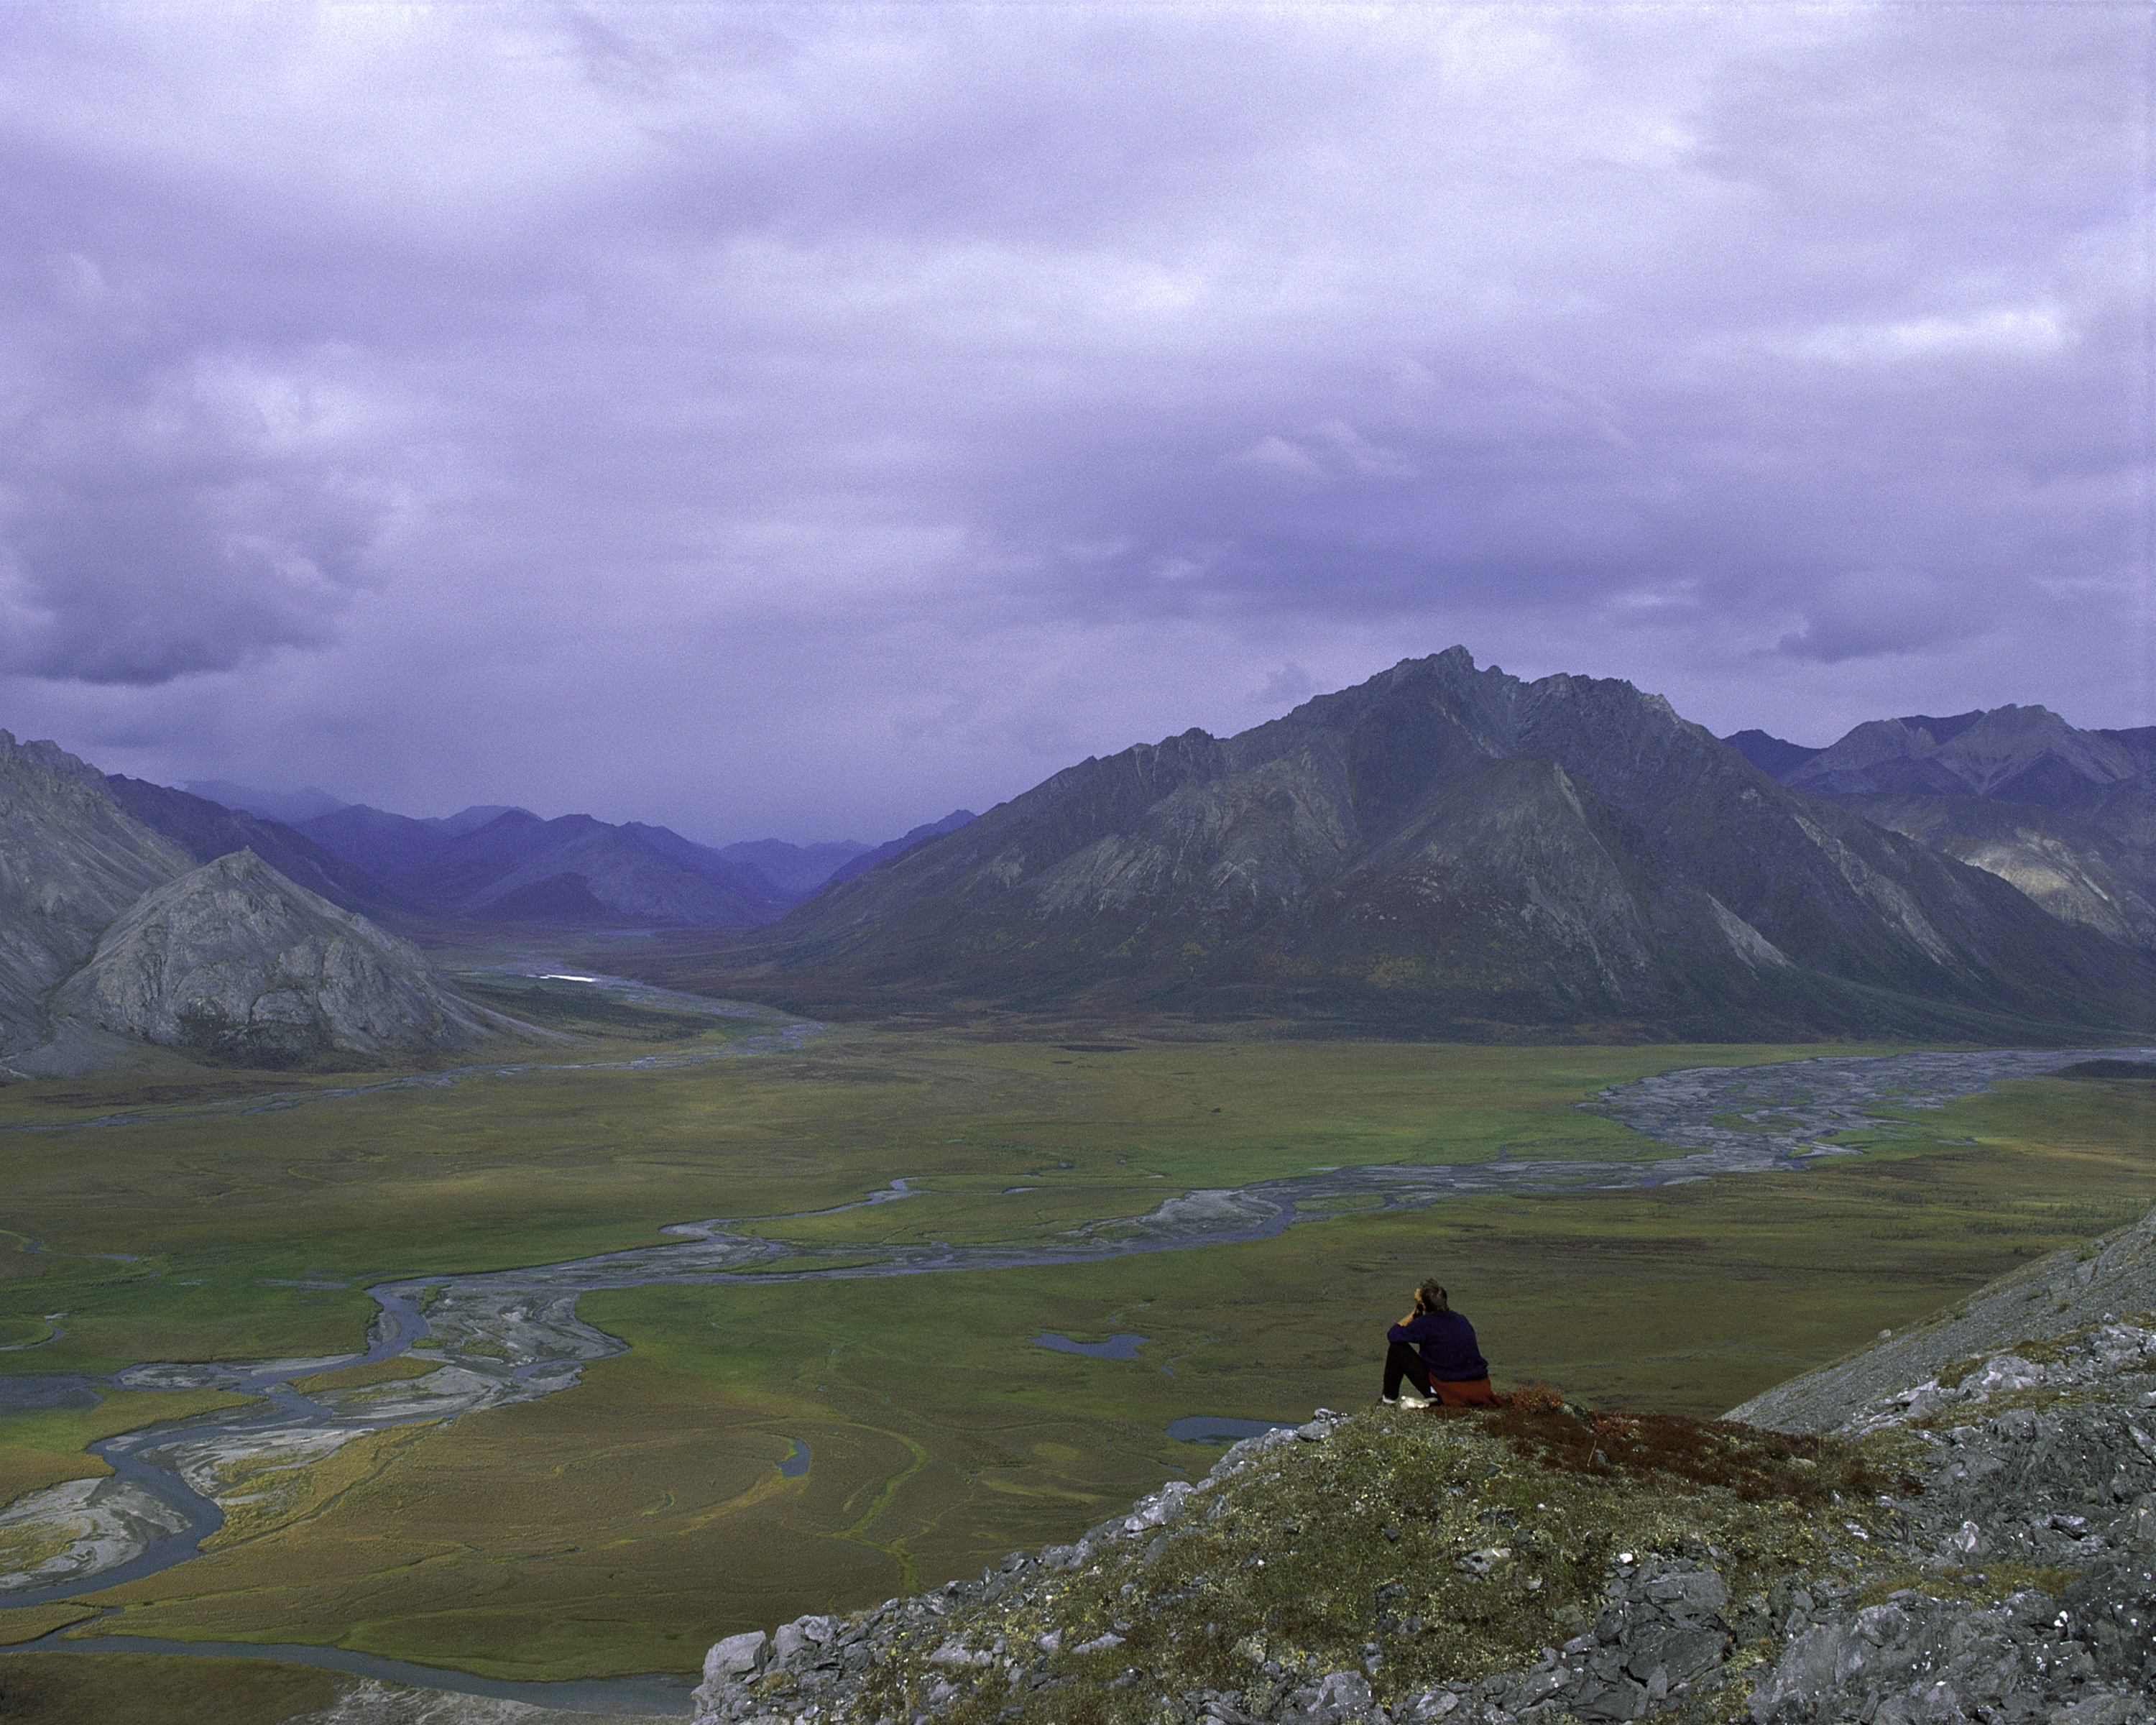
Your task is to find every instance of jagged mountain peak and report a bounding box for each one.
[663,650,2154,1037]
[1779,702,2142,804]
[0,727,109,788]
[1729,702,2156,952]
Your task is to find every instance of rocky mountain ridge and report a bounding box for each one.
[1725,707,2156,954]
[661,650,2156,1039]
[104,774,410,921]
[0,730,196,1056]
[0,735,530,1076]
[51,850,523,1066]
[683,1204,2156,1725]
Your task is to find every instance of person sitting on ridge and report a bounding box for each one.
[1383,1279,1497,1408]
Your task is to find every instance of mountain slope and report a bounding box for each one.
[290,803,458,891]
[674,651,2156,1036]
[1835,792,2156,950]
[180,780,347,824]
[717,837,872,896]
[456,814,789,924]
[1729,706,2156,949]
[0,733,192,1054]
[49,850,520,1065]
[105,776,410,921]
[295,806,791,926]
[824,809,977,886]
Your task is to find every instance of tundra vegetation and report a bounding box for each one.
[0,998,2150,1697]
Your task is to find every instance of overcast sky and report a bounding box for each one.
[1,4,2147,844]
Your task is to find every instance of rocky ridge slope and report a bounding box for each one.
[678,651,2156,1039]
[1726,707,2156,954]
[49,849,525,1064]
[105,772,413,921]
[0,730,193,1054]
[686,1207,2156,1725]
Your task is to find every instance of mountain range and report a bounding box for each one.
[0,735,529,1075]
[1726,706,2156,952]
[14,652,2156,1067]
[640,650,2156,1041]
[108,782,978,934]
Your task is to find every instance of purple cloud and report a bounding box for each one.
[0,4,2141,839]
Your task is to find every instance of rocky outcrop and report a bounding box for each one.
[0,731,190,1054]
[49,849,517,1064]
[686,1206,2156,1725]
[1728,1200,2156,1435]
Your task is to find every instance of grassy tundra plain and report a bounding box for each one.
[0,991,2150,1683]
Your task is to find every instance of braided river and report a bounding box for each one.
[3,1012,2143,1713]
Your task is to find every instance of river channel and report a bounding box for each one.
[3,1036,2144,1711]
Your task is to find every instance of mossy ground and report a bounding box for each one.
[0,1651,341,1723]
[805,1400,1922,1725]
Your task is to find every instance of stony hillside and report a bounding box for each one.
[681,1208,2156,1725]
[47,850,525,1066]
[0,731,191,1054]
[1727,707,2156,954]
[653,651,2156,1039]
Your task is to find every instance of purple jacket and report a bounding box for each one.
[1387,1309,1488,1381]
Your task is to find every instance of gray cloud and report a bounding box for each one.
[0,4,2143,837]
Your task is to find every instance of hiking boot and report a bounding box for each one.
[1399,1389,1434,1409]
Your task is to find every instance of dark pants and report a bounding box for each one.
[1383,1340,1433,1400]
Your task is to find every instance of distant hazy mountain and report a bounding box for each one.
[660,651,2155,1039]
[182,780,349,824]
[293,805,791,926]
[285,797,983,929]
[823,810,977,886]
[0,733,193,1054]
[456,813,789,924]
[1720,730,1823,781]
[1769,707,2156,808]
[433,804,528,839]
[1726,707,2156,950]
[717,837,872,897]
[286,802,459,888]
[50,850,517,1065]
[106,776,410,921]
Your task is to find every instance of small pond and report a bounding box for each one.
[1031,1333,1147,1360]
